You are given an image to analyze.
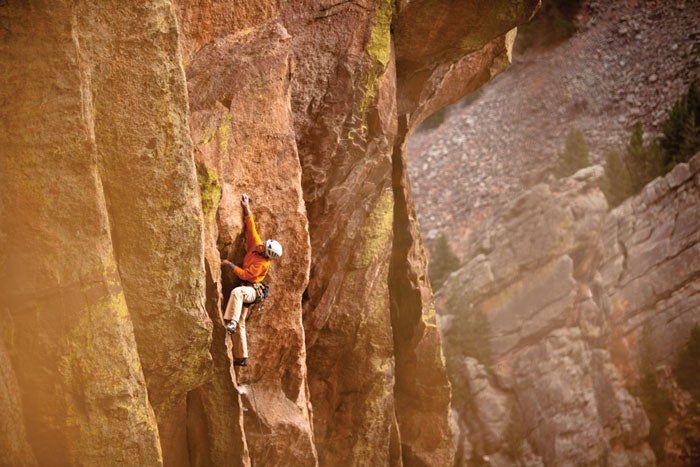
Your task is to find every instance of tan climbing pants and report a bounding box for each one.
[224,285,257,359]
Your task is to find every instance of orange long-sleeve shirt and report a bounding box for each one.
[232,214,270,283]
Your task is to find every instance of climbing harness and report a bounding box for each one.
[247,281,270,304]
[239,281,269,319]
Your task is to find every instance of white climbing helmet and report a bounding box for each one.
[265,239,283,259]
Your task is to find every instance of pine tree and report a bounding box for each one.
[680,110,700,160]
[660,81,700,166]
[625,121,664,192]
[602,149,634,208]
[635,323,673,461]
[554,127,590,178]
[427,233,460,291]
[444,292,492,368]
[675,325,700,402]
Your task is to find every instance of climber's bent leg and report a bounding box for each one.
[235,305,251,359]
[224,285,256,322]
[224,286,256,357]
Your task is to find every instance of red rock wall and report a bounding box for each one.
[182,15,315,465]
[1,0,208,465]
[1,0,539,465]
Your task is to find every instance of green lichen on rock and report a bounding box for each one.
[349,358,394,461]
[459,33,491,53]
[358,0,393,125]
[495,0,527,24]
[352,189,394,269]
[422,305,437,326]
[198,112,232,152]
[200,124,216,145]
[197,166,222,225]
[218,112,232,152]
[59,273,162,465]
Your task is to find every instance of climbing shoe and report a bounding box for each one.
[225,320,238,334]
[234,358,248,367]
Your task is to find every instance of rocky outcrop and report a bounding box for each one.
[1,0,540,465]
[601,156,700,376]
[178,1,539,465]
[1,1,208,465]
[395,0,538,127]
[439,154,700,464]
[438,167,652,464]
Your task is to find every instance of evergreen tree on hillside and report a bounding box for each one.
[602,149,634,208]
[635,323,673,461]
[427,233,460,291]
[625,121,664,192]
[554,127,590,178]
[675,325,700,402]
[443,293,492,369]
[660,81,700,167]
[516,0,585,51]
[604,85,700,208]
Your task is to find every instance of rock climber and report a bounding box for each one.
[221,193,282,367]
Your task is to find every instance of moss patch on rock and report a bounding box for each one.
[352,189,394,269]
[60,272,162,465]
[197,165,222,225]
[358,0,393,125]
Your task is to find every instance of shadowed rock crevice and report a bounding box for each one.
[388,118,455,466]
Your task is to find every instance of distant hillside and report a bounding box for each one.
[408,0,699,256]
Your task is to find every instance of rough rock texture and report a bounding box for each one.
[0,336,36,466]
[439,154,700,464]
[0,1,209,465]
[601,154,700,377]
[182,17,315,465]
[655,365,700,465]
[1,0,540,465]
[282,4,400,464]
[438,166,656,465]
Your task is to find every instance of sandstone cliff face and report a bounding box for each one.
[0,0,540,466]
[1,2,208,465]
[439,155,700,465]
